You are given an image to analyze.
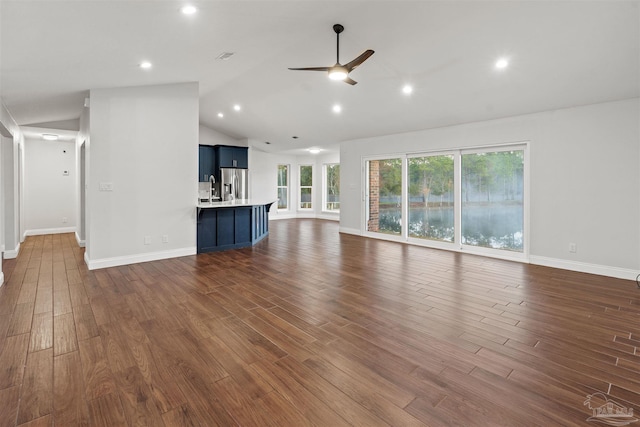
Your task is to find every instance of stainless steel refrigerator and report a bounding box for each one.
[220,168,249,201]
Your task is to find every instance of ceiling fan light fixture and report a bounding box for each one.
[328,67,348,81]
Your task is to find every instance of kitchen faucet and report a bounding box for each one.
[209,174,216,201]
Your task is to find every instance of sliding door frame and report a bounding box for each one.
[362,141,530,263]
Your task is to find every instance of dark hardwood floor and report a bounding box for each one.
[0,219,638,426]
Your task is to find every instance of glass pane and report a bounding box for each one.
[277,165,288,186]
[300,188,312,209]
[325,164,340,211]
[300,165,312,186]
[408,155,454,242]
[461,150,524,251]
[367,158,402,235]
[277,187,288,209]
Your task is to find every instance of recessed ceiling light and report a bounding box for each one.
[233,104,241,111]
[332,104,342,113]
[217,113,224,118]
[308,148,321,154]
[42,134,59,141]
[402,85,413,95]
[495,58,509,69]
[139,61,152,70]
[180,5,197,15]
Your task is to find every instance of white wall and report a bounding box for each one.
[23,139,76,235]
[3,133,21,257]
[250,147,340,220]
[340,98,640,279]
[0,101,23,258]
[199,125,246,147]
[87,82,199,269]
[75,105,89,247]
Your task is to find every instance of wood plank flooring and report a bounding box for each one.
[0,219,639,426]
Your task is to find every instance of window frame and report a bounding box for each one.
[362,142,529,262]
[323,163,340,213]
[298,164,313,210]
[277,164,289,211]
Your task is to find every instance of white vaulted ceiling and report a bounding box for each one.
[1,1,638,153]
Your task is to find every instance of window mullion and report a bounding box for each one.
[454,150,462,248]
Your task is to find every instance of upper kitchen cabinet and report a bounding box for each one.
[199,145,215,182]
[215,145,248,169]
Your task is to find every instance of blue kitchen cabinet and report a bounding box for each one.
[215,146,248,169]
[198,145,215,182]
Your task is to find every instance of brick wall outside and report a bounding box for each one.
[368,160,379,232]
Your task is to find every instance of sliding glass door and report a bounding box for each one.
[461,149,524,252]
[408,154,455,242]
[364,144,527,259]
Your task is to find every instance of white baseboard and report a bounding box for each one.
[339,226,361,236]
[0,272,4,288]
[86,246,197,270]
[24,227,76,238]
[529,255,639,281]
[270,213,339,221]
[3,242,20,259]
[75,232,85,248]
[316,213,339,221]
[270,213,297,220]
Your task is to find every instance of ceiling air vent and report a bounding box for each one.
[216,52,235,61]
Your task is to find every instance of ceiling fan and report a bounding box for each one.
[289,24,374,85]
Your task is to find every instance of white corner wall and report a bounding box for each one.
[340,98,640,280]
[87,82,199,269]
[23,139,76,235]
[1,101,22,268]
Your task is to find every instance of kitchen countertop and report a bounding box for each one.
[197,199,277,209]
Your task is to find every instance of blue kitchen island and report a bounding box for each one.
[197,199,276,253]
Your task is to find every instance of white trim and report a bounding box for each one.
[295,212,317,219]
[24,226,76,237]
[339,226,361,235]
[270,212,339,222]
[0,272,4,287]
[75,232,85,248]
[529,255,639,281]
[316,213,339,221]
[86,246,197,271]
[3,242,20,259]
[270,213,297,220]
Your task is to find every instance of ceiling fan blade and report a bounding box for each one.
[344,50,374,72]
[344,77,357,85]
[288,67,331,71]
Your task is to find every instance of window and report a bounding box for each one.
[324,163,340,212]
[277,164,289,210]
[364,144,527,259]
[366,158,402,236]
[299,165,313,209]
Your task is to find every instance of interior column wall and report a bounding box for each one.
[87,82,199,269]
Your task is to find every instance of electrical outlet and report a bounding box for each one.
[569,243,577,253]
[99,182,113,191]
[62,217,67,224]
[144,236,151,245]
[162,235,169,243]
